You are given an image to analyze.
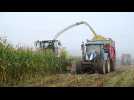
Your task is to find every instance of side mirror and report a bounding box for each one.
[81,42,84,50]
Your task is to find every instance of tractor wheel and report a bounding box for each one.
[98,60,107,74]
[105,58,111,73]
[102,61,106,74]
[76,62,83,74]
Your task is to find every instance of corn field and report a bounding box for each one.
[0,40,70,86]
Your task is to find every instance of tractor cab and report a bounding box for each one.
[79,39,115,74]
[81,39,115,62]
[81,40,105,61]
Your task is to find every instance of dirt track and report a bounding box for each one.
[17,65,134,87]
[102,65,134,87]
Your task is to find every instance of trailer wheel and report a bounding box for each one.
[110,60,115,71]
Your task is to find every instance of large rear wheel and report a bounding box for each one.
[76,62,83,74]
[106,58,111,73]
[102,61,106,74]
[98,60,106,74]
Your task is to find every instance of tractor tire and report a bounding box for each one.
[102,61,106,74]
[98,60,107,74]
[105,58,111,73]
[110,60,115,72]
[76,62,83,74]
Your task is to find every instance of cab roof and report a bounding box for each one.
[86,39,114,46]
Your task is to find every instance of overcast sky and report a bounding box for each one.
[0,12,134,58]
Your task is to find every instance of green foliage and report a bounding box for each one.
[0,40,69,86]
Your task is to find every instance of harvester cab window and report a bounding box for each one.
[48,42,54,48]
[44,42,49,48]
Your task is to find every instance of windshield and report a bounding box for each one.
[86,45,101,54]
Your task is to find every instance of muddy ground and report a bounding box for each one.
[16,65,134,87]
